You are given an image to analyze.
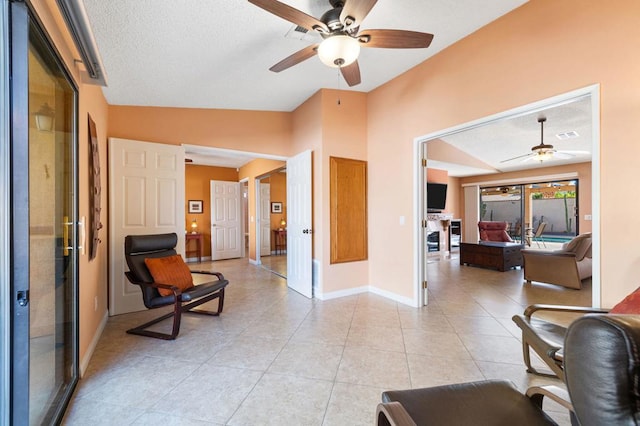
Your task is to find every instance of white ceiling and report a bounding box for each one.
[79,1,592,173]
[429,96,593,177]
[82,0,528,112]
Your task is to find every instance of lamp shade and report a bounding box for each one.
[35,102,55,132]
[317,35,360,68]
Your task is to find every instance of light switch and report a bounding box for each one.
[399,216,405,225]
[584,214,592,220]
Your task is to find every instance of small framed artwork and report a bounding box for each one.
[271,202,283,213]
[188,200,203,214]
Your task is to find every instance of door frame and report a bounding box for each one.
[415,85,601,307]
[6,1,81,422]
[1,1,11,423]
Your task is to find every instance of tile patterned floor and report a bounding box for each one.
[62,255,590,425]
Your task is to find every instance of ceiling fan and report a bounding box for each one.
[500,117,589,164]
[248,0,434,87]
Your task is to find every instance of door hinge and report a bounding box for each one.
[422,281,428,289]
[421,158,427,167]
[422,219,427,228]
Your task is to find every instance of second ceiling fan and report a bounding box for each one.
[248,0,434,87]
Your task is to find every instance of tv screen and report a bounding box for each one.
[427,182,447,212]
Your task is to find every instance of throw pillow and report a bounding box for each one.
[610,287,640,314]
[144,254,194,297]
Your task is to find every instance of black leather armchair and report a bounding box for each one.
[124,233,229,340]
[376,314,640,426]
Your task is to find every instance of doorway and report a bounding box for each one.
[7,2,80,422]
[257,168,288,278]
[417,86,600,307]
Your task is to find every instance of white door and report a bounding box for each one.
[108,138,185,315]
[210,180,242,260]
[260,183,271,256]
[287,150,313,298]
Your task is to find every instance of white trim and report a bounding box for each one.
[315,286,368,301]
[414,85,601,308]
[182,144,288,163]
[249,258,260,265]
[79,310,108,377]
[185,256,211,263]
[369,286,416,307]
[461,172,579,188]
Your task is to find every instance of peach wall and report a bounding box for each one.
[427,168,448,183]
[185,165,239,257]
[31,0,110,373]
[459,162,592,234]
[108,106,292,156]
[367,0,640,306]
[239,159,286,260]
[320,90,369,294]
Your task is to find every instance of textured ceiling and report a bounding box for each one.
[82,0,528,112]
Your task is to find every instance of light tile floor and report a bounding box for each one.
[63,255,590,425]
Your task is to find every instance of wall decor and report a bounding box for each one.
[88,114,102,261]
[271,202,283,213]
[188,200,203,214]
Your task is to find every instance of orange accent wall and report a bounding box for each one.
[185,165,239,258]
[269,172,287,243]
[367,0,639,306]
[427,168,448,183]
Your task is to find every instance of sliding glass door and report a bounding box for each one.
[9,2,79,424]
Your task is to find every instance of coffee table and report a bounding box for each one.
[460,241,524,272]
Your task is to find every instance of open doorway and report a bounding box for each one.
[417,86,600,307]
[256,167,287,278]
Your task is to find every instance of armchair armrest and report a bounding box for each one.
[526,385,573,412]
[524,304,609,318]
[522,249,576,258]
[376,402,417,426]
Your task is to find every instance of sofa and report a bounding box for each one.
[522,232,592,289]
[477,221,514,242]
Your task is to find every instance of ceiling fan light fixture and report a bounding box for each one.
[535,149,554,162]
[317,35,360,68]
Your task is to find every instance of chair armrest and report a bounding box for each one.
[190,270,225,280]
[376,402,417,426]
[526,385,573,411]
[524,304,609,318]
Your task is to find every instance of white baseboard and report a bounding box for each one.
[249,258,260,265]
[186,256,211,263]
[79,309,108,378]
[315,286,369,301]
[369,285,417,307]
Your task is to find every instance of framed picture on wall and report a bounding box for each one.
[271,202,282,213]
[188,200,203,214]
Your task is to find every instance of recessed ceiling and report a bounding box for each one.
[82,0,528,112]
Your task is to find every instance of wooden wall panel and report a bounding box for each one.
[330,157,367,264]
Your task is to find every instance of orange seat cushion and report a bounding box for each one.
[144,255,194,296]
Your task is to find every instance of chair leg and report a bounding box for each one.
[126,298,182,340]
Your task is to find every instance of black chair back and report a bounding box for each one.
[565,314,640,426]
[124,233,178,305]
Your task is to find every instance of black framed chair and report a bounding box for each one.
[376,314,640,426]
[124,233,229,340]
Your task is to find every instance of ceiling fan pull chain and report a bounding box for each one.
[337,67,342,105]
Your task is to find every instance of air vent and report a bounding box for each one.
[556,131,580,140]
[285,25,319,42]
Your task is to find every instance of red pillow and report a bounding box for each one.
[144,255,194,297]
[610,288,640,314]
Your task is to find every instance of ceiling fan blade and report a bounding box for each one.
[358,29,434,48]
[500,152,534,163]
[269,44,319,72]
[340,0,378,30]
[340,60,361,87]
[552,151,574,159]
[248,0,329,33]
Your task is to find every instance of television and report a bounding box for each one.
[427,182,448,212]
